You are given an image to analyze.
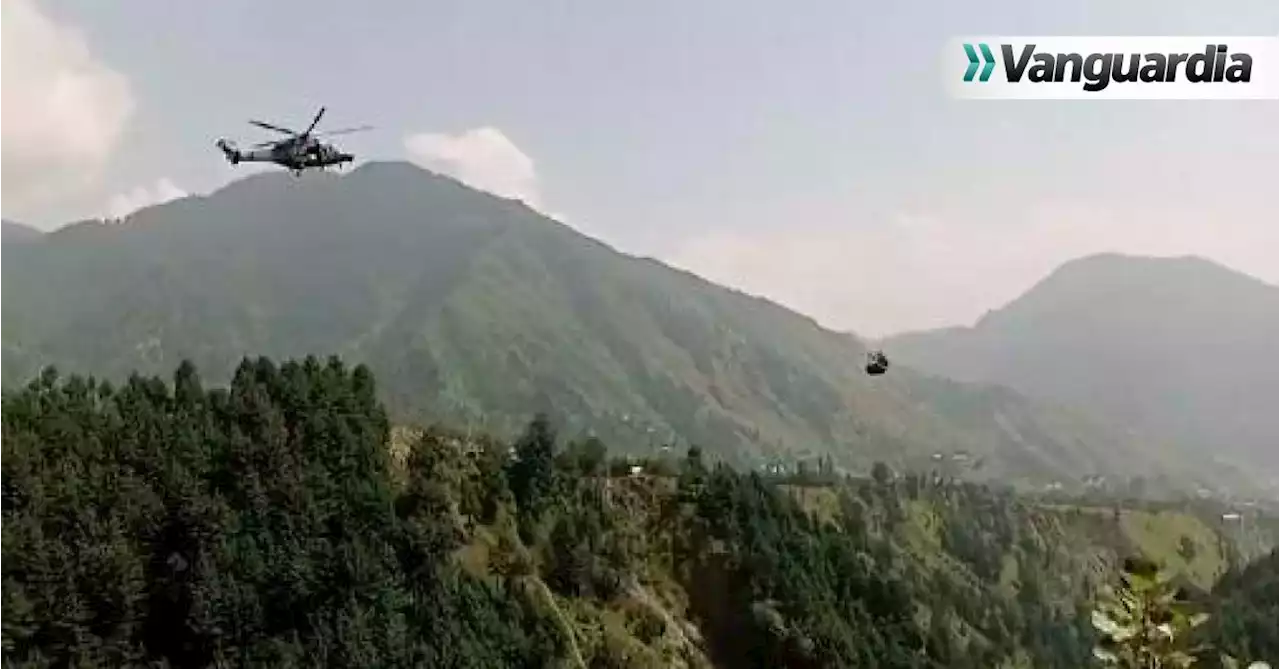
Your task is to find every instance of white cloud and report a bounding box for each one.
[1,0,134,216]
[106,178,187,218]
[665,202,1278,339]
[404,127,542,209]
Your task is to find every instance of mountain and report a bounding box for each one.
[883,253,1278,494]
[0,162,1219,488]
[2,220,42,243]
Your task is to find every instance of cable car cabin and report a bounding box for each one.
[865,350,889,376]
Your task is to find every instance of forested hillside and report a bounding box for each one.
[0,163,1233,492]
[4,358,1273,667]
[1206,548,1279,666]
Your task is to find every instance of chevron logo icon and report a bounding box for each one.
[963,42,996,82]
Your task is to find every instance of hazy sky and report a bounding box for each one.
[4,0,1277,336]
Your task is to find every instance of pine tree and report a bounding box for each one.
[508,413,559,540]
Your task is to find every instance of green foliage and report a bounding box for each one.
[1089,555,1277,669]
[1205,550,1278,668]
[1091,557,1211,667]
[510,412,561,541]
[3,358,1274,668]
[1179,537,1199,563]
[1,358,562,667]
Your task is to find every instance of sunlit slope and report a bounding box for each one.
[0,162,1196,483]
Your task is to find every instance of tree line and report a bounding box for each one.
[3,358,1274,667]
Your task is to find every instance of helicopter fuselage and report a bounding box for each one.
[217,107,364,174]
[216,137,353,174]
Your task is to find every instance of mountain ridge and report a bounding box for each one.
[884,251,1278,495]
[0,162,1246,493]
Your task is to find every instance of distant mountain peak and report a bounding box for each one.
[885,252,1278,495]
[973,252,1275,332]
[1044,252,1270,287]
[348,159,433,176]
[208,167,341,197]
[206,160,511,209]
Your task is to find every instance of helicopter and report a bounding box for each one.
[215,107,370,176]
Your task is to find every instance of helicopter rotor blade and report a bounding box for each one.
[302,106,326,137]
[249,120,298,135]
[315,125,373,137]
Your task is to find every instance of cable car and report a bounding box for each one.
[865,350,889,376]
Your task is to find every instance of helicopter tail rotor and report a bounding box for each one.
[215,139,241,165]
